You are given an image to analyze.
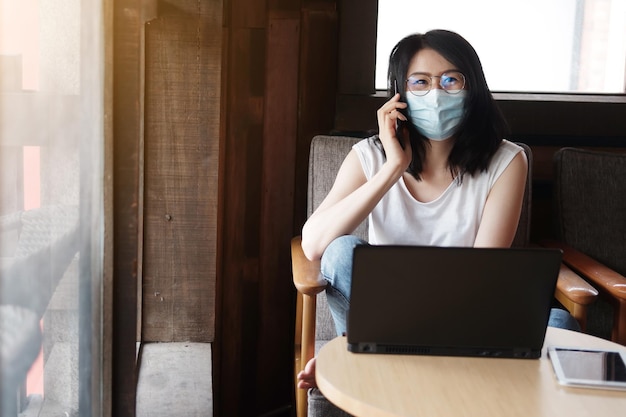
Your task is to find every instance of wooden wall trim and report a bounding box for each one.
[335,93,626,139]
[112,0,143,415]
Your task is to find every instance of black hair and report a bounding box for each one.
[387,29,509,179]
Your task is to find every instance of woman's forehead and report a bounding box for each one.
[407,48,456,76]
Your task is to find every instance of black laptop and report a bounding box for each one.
[346,245,562,359]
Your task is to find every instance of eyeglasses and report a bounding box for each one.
[406,71,466,96]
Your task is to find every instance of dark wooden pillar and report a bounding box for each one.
[112,1,147,415]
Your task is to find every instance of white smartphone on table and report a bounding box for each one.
[548,346,626,391]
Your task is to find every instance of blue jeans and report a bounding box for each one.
[321,235,581,337]
[321,235,366,336]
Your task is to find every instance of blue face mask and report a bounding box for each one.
[405,90,467,140]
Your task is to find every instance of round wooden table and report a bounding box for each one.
[316,327,626,417]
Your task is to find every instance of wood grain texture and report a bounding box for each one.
[143,3,220,342]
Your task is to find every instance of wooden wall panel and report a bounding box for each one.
[127,0,339,414]
[215,1,342,415]
[142,2,221,342]
[294,5,339,230]
[216,23,266,416]
[257,13,300,411]
[337,0,377,95]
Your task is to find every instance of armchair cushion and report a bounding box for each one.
[307,135,368,241]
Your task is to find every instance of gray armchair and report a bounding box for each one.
[542,147,626,344]
[292,136,596,417]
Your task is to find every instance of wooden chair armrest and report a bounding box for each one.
[542,239,626,301]
[554,263,598,331]
[291,236,326,296]
[554,263,598,306]
[292,235,325,417]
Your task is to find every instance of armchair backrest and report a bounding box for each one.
[307,135,368,240]
[306,135,533,343]
[553,147,626,276]
[553,147,626,340]
[307,136,363,342]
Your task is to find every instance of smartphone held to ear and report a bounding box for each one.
[393,79,406,148]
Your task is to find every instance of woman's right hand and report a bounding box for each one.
[376,93,412,172]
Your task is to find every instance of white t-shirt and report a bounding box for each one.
[353,137,523,247]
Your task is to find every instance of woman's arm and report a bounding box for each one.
[301,94,410,260]
[300,149,406,260]
[473,150,528,248]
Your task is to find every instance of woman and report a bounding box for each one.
[298,29,578,389]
